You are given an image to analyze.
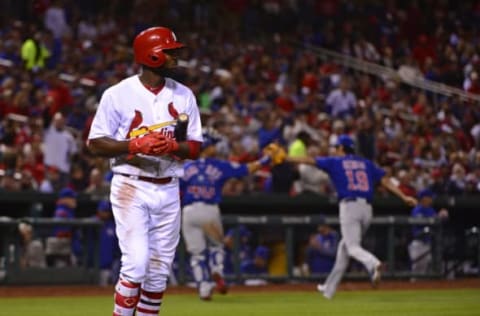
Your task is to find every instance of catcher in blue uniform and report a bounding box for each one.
[180,128,284,300]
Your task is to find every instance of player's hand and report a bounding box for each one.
[403,196,418,207]
[150,134,179,155]
[128,132,166,155]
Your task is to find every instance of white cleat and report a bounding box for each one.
[316,283,332,300]
[317,284,326,292]
[371,263,382,288]
[199,282,215,301]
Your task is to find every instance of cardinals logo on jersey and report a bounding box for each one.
[168,102,179,119]
[127,110,143,139]
[126,103,181,139]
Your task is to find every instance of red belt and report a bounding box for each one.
[116,173,172,184]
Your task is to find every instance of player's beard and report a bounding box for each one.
[147,66,183,80]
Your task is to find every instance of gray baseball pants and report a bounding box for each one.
[322,198,380,298]
[408,240,432,275]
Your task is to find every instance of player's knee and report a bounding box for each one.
[345,245,364,258]
[142,272,169,293]
[121,252,150,281]
[190,252,207,266]
[207,229,224,247]
[332,257,349,271]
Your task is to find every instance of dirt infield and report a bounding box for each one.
[0,279,479,298]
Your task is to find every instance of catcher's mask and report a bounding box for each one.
[133,26,184,68]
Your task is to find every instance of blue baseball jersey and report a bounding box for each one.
[315,155,386,202]
[52,203,83,257]
[224,226,253,275]
[181,158,249,206]
[306,231,339,273]
[86,217,120,269]
[240,260,268,274]
[52,203,75,237]
[240,246,270,275]
[411,205,436,241]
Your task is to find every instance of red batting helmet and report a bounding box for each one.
[133,27,185,68]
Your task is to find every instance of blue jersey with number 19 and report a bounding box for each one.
[315,155,385,202]
[181,158,249,206]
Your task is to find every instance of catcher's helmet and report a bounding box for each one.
[133,26,184,68]
[201,127,223,150]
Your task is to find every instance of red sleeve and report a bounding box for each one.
[187,140,201,159]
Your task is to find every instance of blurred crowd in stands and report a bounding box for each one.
[1,0,480,200]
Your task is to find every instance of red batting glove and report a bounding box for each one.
[128,132,164,155]
[151,137,179,155]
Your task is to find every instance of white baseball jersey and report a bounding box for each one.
[44,124,78,173]
[88,75,203,178]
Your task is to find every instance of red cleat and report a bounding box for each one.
[212,272,228,295]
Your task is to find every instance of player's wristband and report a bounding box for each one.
[259,155,271,166]
[127,138,141,154]
[169,139,180,153]
[186,140,201,159]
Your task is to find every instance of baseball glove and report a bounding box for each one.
[263,143,287,165]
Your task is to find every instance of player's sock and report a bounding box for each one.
[135,289,163,315]
[112,279,140,316]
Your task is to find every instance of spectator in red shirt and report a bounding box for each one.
[412,34,436,71]
[412,92,428,115]
[45,73,74,118]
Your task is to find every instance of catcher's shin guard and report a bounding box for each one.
[190,252,210,284]
[209,247,228,294]
[209,246,225,275]
[190,252,213,300]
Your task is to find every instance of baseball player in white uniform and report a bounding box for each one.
[87,26,202,316]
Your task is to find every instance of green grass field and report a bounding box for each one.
[1,289,479,316]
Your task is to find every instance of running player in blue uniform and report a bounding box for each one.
[287,135,417,299]
[181,128,273,300]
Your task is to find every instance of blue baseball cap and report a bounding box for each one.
[334,135,354,149]
[418,189,434,199]
[97,200,111,212]
[58,188,77,199]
